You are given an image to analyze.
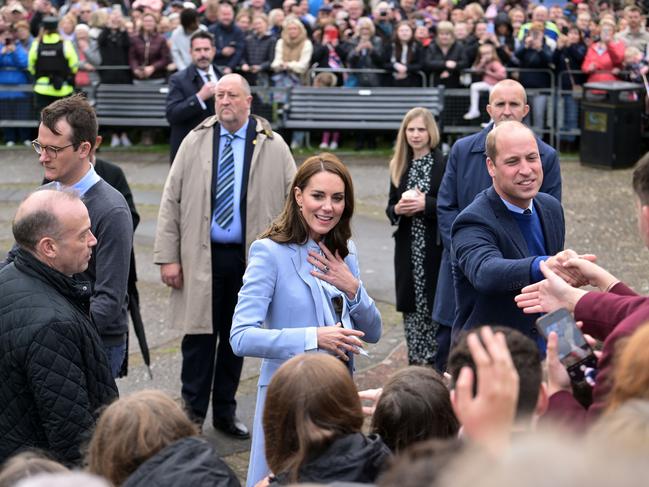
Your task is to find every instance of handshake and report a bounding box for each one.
[515,249,619,314]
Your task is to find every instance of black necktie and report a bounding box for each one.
[523,208,532,215]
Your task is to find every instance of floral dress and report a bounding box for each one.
[403,152,438,365]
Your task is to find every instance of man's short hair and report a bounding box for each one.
[180,7,199,29]
[485,120,534,163]
[447,325,542,419]
[190,29,214,47]
[633,152,649,206]
[12,190,79,251]
[625,5,642,15]
[40,94,97,152]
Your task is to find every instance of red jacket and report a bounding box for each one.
[543,282,649,430]
[581,40,625,83]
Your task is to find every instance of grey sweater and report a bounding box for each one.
[80,179,133,345]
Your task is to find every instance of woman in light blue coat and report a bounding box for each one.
[230,153,382,487]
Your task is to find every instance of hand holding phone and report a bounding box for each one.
[536,308,597,385]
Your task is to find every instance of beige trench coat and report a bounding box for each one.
[153,115,297,334]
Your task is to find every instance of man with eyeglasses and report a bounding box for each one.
[3,94,133,378]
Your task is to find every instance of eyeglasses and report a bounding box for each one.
[31,140,75,159]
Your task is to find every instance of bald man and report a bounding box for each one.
[433,79,561,370]
[0,190,117,465]
[450,122,568,344]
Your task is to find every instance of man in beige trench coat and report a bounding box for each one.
[154,74,296,437]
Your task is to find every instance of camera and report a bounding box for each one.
[379,9,387,16]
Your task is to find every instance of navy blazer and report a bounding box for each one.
[434,123,562,327]
[165,63,220,163]
[450,187,565,340]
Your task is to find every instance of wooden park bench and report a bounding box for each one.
[282,86,445,132]
[93,83,170,127]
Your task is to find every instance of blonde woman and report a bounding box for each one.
[271,15,313,148]
[386,107,446,366]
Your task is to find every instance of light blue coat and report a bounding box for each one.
[230,237,382,487]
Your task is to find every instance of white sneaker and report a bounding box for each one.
[5,141,15,147]
[110,134,121,147]
[319,142,329,149]
[23,140,31,147]
[463,110,481,120]
[120,133,132,147]
[329,141,338,150]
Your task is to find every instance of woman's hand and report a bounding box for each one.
[317,323,365,361]
[308,241,360,299]
[395,188,425,216]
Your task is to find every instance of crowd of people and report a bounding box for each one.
[1,0,649,147]
[3,0,649,486]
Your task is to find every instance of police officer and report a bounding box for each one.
[28,16,78,112]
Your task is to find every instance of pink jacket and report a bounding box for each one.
[482,60,507,86]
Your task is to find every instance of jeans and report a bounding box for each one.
[103,342,127,378]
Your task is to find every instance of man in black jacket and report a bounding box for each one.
[0,189,118,465]
[166,30,219,163]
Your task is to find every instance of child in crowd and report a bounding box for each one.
[463,42,506,120]
[621,46,649,84]
[313,71,340,150]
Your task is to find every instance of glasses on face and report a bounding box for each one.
[31,140,75,159]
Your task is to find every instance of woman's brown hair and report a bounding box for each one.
[86,389,199,485]
[263,353,364,482]
[371,366,459,453]
[607,323,649,413]
[259,152,354,258]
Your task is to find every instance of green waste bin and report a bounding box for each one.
[580,81,643,169]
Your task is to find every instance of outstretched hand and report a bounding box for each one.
[515,260,588,314]
[451,327,519,455]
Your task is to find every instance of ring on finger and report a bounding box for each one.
[323,265,330,273]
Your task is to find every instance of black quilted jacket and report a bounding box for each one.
[0,249,118,465]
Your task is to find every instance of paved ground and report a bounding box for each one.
[0,146,646,482]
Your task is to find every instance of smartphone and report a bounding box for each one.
[536,308,597,384]
[487,22,495,35]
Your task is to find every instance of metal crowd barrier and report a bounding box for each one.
[1,67,644,148]
[438,68,556,144]
[554,69,637,147]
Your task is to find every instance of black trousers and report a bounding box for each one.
[180,243,245,423]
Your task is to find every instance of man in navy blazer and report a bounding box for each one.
[451,121,572,344]
[166,30,220,163]
[434,79,562,369]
